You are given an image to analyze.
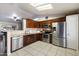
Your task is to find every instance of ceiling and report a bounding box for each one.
[17,3,79,17]
[0,3,79,22]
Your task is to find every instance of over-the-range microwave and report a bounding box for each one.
[43,24,50,28]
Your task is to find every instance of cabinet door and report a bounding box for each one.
[36,34,42,41]
[34,22,40,28]
[23,36,28,46]
[66,15,78,50]
[27,35,33,44]
[39,34,43,41]
[26,20,34,28]
[23,35,35,46]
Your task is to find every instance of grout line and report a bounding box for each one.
[44,45,52,56]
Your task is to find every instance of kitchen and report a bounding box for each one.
[0,3,79,56]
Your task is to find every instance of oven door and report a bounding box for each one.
[43,34,49,39]
[43,34,50,43]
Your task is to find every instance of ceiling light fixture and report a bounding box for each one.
[9,13,20,21]
[36,4,53,11]
[30,3,46,7]
[30,3,53,11]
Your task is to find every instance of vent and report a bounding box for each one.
[45,16,48,19]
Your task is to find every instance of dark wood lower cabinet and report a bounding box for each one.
[36,34,43,41]
[23,35,33,46]
[23,33,42,47]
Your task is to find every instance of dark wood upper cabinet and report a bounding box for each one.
[38,17,66,28]
[26,19,34,28]
[25,17,65,28]
[26,19,40,28]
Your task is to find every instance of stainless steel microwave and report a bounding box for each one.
[43,24,49,28]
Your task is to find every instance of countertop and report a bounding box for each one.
[1,30,43,37]
[23,32,43,36]
[10,31,43,37]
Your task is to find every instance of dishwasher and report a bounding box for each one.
[12,36,23,52]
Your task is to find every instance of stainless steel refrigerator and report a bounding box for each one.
[0,32,7,56]
[52,22,66,47]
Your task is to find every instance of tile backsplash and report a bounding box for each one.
[25,28,43,34]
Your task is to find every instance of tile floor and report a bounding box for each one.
[10,41,79,56]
